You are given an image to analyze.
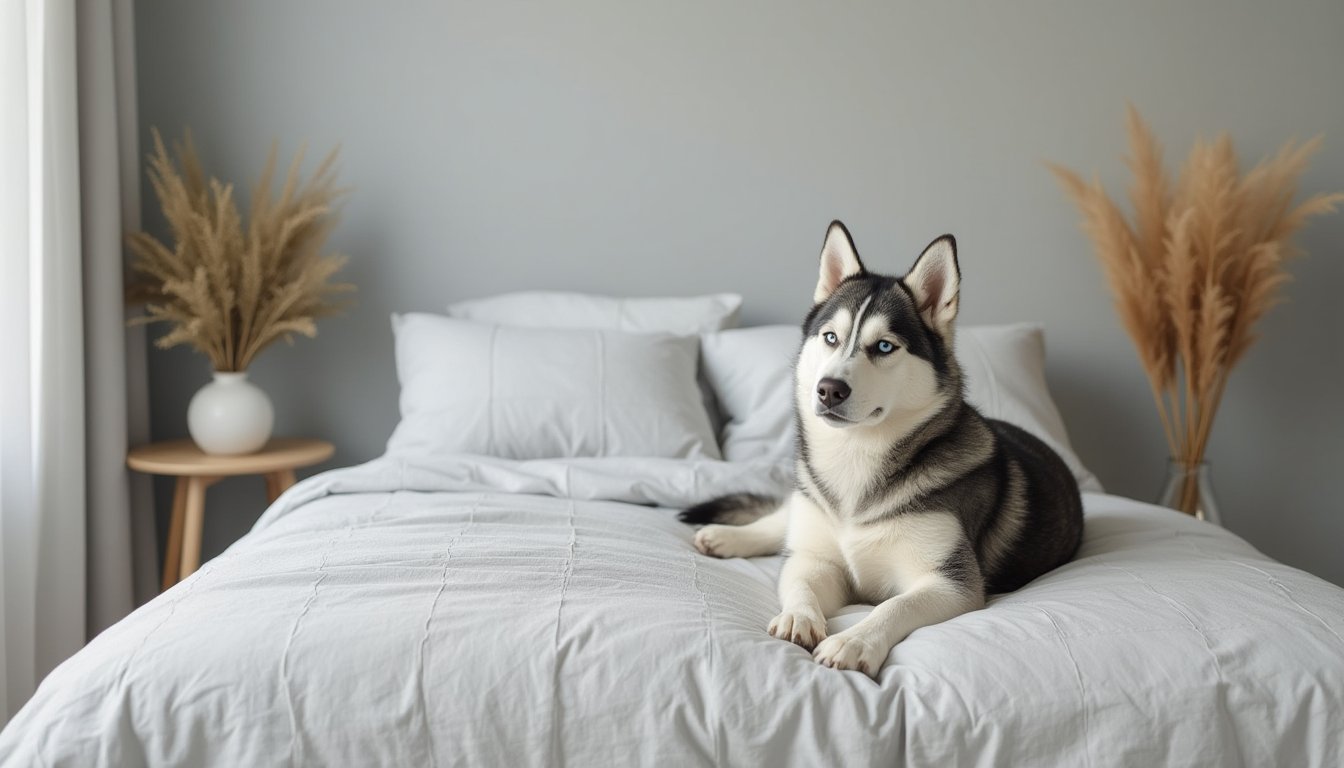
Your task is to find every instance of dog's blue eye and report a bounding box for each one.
[823,332,838,346]
[876,340,897,354]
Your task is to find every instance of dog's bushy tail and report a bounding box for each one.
[678,493,781,526]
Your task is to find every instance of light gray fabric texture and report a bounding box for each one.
[0,0,86,722]
[448,290,744,434]
[0,0,151,726]
[387,313,721,460]
[447,290,743,335]
[3,454,1342,766]
[700,324,800,465]
[78,0,157,636]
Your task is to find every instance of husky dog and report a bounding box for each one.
[681,221,1083,677]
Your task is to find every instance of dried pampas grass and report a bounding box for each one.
[127,128,353,372]
[1049,106,1342,515]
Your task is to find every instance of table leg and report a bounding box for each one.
[179,476,212,580]
[161,478,188,591]
[271,469,298,499]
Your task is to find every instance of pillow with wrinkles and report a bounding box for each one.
[388,313,722,461]
[448,290,744,432]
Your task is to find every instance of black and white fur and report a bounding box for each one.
[681,221,1083,677]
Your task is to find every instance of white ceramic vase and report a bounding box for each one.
[187,371,275,455]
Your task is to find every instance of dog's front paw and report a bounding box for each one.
[812,630,890,678]
[694,524,746,558]
[767,610,827,650]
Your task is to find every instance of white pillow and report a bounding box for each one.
[449,290,744,434]
[388,313,721,461]
[700,323,1102,492]
[700,325,800,465]
[447,291,743,335]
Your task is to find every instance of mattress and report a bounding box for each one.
[2,454,1342,766]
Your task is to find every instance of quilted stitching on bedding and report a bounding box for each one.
[2,456,1341,767]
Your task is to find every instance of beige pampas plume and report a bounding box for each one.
[1049,106,1342,515]
[127,128,353,372]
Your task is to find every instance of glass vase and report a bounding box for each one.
[1158,459,1220,524]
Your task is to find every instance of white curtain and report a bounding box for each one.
[0,0,151,725]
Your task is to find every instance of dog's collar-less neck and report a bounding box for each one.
[799,392,957,514]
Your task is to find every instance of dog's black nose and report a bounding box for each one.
[817,378,851,407]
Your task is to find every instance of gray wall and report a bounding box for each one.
[135,1,1344,584]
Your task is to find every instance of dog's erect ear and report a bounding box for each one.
[904,235,960,332]
[815,221,866,303]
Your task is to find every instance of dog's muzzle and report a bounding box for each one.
[816,378,851,407]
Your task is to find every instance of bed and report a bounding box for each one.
[3,295,1342,766]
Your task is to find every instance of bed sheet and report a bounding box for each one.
[3,455,1341,766]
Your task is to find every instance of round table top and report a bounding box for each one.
[126,438,335,476]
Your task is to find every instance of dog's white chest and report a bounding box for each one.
[835,513,964,603]
[786,494,966,603]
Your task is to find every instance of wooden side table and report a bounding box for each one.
[127,438,334,590]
